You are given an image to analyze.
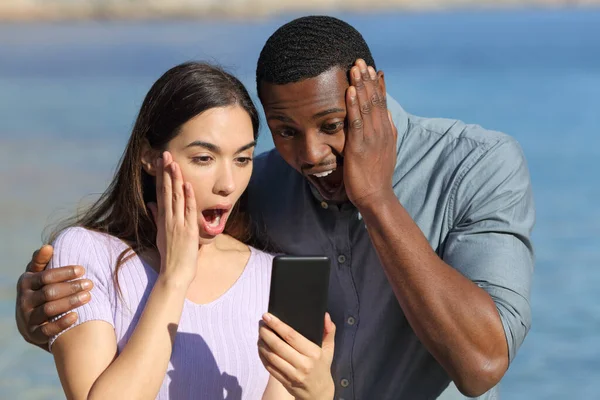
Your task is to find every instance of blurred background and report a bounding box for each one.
[1,1,599,399]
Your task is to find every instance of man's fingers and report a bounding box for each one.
[350,65,374,120]
[30,312,78,343]
[29,291,91,326]
[346,86,364,143]
[27,279,93,309]
[26,245,54,273]
[28,266,86,291]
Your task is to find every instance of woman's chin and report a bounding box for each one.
[198,234,218,246]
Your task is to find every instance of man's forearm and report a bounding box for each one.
[358,190,508,397]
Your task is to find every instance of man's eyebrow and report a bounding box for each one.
[312,108,345,120]
[266,115,294,123]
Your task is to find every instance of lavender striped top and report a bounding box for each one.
[48,227,272,400]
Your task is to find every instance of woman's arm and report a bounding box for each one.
[53,153,199,400]
[53,277,187,400]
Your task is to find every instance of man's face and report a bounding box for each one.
[260,67,350,203]
[260,66,386,203]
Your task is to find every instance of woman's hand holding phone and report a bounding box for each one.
[258,312,336,400]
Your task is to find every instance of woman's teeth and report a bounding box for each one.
[312,169,335,178]
[204,210,223,227]
[209,214,221,227]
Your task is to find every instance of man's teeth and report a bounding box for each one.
[312,169,334,178]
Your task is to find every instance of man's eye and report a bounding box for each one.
[322,122,344,133]
[278,129,296,138]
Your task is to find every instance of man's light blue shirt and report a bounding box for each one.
[247,94,535,399]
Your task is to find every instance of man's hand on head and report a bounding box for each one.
[344,58,398,211]
[15,245,93,351]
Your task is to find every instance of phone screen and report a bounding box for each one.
[267,256,331,346]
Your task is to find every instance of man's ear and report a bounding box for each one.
[377,70,387,97]
[141,140,159,177]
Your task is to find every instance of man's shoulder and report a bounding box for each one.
[408,113,512,149]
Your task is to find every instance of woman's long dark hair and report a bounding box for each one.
[48,62,260,293]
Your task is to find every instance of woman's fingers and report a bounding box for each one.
[258,337,299,383]
[170,162,185,223]
[184,182,197,230]
[161,152,173,221]
[262,313,320,359]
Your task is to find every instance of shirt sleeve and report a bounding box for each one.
[47,227,116,351]
[443,138,535,363]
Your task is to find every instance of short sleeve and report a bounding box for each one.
[48,227,116,351]
[443,138,535,363]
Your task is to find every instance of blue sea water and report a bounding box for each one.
[0,8,599,399]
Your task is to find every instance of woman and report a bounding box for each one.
[46,62,335,400]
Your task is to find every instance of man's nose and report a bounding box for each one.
[298,131,329,167]
[214,163,236,196]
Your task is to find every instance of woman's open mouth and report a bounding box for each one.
[200,205,232,236]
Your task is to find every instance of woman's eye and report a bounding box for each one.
[235,157,253,166]
[322,122,344,133]
[191,156,213,165]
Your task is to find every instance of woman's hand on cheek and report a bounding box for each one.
[258,313,336,400]
[147,151,199,287]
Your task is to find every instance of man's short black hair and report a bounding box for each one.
[256,15,376,95]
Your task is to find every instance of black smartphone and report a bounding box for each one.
[267,255,331,346]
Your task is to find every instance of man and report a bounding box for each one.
[15,16,534,399]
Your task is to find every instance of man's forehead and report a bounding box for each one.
[260,67,349,111]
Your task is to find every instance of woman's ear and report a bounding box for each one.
[141,140,159,176]
[377,70,387,97]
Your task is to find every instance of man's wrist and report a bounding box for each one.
[354,188,398,216]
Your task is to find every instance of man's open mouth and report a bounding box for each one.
[305,163,345,200]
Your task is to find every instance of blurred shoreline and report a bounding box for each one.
[1,0,599,21]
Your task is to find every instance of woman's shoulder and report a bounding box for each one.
[49,226,131,274]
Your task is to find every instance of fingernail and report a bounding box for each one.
[81,280,92,290]
[368,66,377,80]
[359,59,367,72]
[348,86,357,101]
[65,313,78,323]
[78,292,90,303]
[263,313,273,322]
[73,265,84,276]
[352,68,361,80]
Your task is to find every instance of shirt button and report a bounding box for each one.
[337,254,346,264]
[320,201,328,209]
[347,316,356,326]
[340,378,350,388]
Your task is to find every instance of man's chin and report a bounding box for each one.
[313,181,348,204]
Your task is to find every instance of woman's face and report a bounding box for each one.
[164,105,256,244]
